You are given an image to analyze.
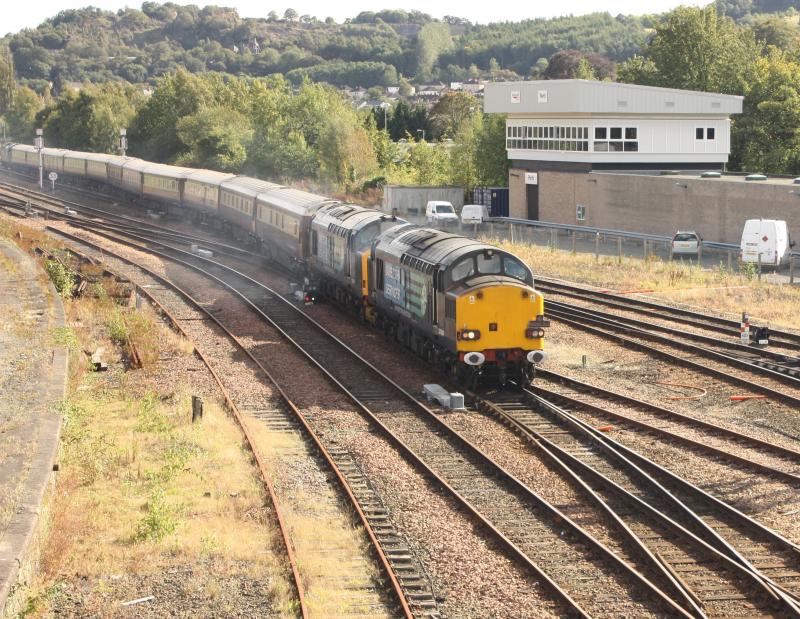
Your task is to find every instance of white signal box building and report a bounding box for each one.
[484,79,743,167]
[483,79,745,225]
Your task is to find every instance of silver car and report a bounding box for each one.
[671,231,702,258]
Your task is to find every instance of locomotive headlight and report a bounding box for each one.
[525,327,545,339]
[459,329,481,341]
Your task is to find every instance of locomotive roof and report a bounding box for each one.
[221,175,282,198]
[257,187,332,217]
[185,169,237,184]
[375,225,488,266]
[313,202,394,231]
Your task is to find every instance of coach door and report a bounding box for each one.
[526,183,539,221]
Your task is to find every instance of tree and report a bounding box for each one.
[5,86,41,141]
[730,49,800,174]
[751,17,800,50]
[475,113,508,186]
[267,11,278,21]
[415,22,452,80]
[317,113,378,188]
[38,82,140,152]
[429,91,478,139]
[284,8,298,21]
[619,6,760,94]
[387,100,430,141]
[128,69,214,162]
[176,106,253,171]
[0,45,15,117]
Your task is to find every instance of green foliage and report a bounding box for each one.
[44,259,75,297]
[287,60,398,88]
[52,326,79,353]
[38,82,141,152]
[5,86,42,141]
[134,487,178,542]
[106,306,129,346]
[429,91,479,139]
[416,22,453,80]
[176,106,253,171]
[620,6,761,94]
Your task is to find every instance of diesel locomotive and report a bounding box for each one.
[1,142,549,385]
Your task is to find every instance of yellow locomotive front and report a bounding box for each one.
[453,280,548,385]
[444,247,548,386]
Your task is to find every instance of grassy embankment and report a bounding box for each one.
[0,218,293,617]
[493,239,800,331]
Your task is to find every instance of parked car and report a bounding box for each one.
[461,204,490,224]
[740,219,794,267]
[425,200,458,225]
[671,231,702,258]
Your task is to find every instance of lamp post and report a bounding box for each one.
[379,102,390,133]
[119,128,127,157]
[34,128,43,190]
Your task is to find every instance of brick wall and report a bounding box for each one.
[522,171,800,244]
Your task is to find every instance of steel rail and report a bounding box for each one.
[47,229,414,619]
[41,241,310,619]
[48,220,697,619]
[547,301,800,390]
[517,386,800,609]
[546,309,800,408]
[536,277,800,348]
[473,395,799,617]
[535,368,800,465]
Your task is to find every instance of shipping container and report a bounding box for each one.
[473,186,509,218]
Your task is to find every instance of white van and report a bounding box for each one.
[740,219,794,267]
[425,200,458,225]
[461,204,490,224]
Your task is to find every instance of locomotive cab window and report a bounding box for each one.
[503,257,530,282]
[477,252,502,275]
[451,257,475,281]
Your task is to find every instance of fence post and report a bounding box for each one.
[757,252,762,281]
[510,223,515,244]
[643,239,648,260]
[572,230,577,254]
[490,222,495,238]
[697,243,703,263]
[669,242,673,261]
[790,255,795,284]
[617,236,622,264]
[595,232,600,262]
[550,228,557,250]
[727,250,733,272]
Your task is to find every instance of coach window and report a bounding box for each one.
[707,127,715,140]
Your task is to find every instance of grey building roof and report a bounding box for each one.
[484,80,743,116]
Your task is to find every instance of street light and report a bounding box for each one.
[34,128,43,190]
[119,128,127,157]
[416,129,425,142]
[379,102,390,133]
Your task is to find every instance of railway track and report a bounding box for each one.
[46,232,416,619]
[534,369,800,483]
[548,300,800,384]
[477,387,800,615]
[546,303,800,409]
[536,277,800,351]
[43,218,696,618]
[9,179,800,616]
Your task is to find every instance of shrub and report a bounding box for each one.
[45,259,75,297]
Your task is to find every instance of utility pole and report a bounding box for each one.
[119,128,127,157]
[34,128,43,190]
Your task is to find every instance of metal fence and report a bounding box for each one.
[423,216,799,284]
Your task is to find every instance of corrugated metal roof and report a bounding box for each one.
[221,175,283,198]
[11,144,36,152]
[484,80,743,116]
[73,153,116,162]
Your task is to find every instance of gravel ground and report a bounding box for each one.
[48,560,282,619]
[48,223,565,619]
